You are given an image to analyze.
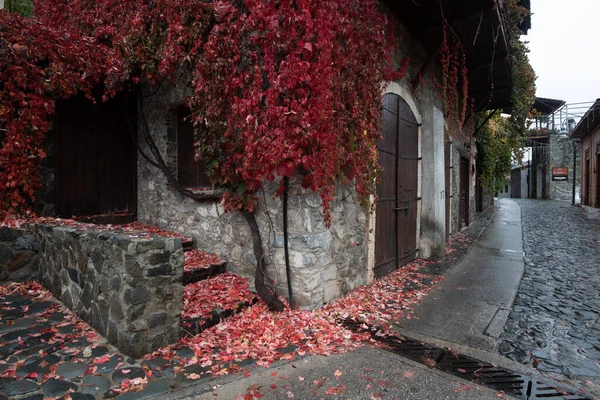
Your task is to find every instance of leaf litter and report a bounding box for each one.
[0,257,441,396]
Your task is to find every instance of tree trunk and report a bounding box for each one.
[242,210,285,312]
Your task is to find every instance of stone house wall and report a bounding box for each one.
[547,132,579,201]
[137,13,458,307]
[30,224,184,358]
[137,84,368,308]
[449,133,478,233]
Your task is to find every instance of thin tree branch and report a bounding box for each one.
[242,210,285,312]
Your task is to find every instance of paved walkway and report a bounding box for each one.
[179,346,505,400]
[3,199,599,399]
[498,200,600,391]
[397,198,524,352]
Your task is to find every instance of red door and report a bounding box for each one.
[375,94,419,279]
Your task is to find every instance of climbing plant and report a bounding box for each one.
[1,0,404,309]
[505,0,537,142]
[439,24,470,138]
[3,0,34,16]
[475,112,515,195]
[475,0,536,195]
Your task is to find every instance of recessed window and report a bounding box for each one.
[177,105,211,187]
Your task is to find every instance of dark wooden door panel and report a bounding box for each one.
[459,157,469,227]
[56,92,137,218]
[397,98,418,265]
[444,143,451,237]
[375,99,398,276]
[95,93,137,215]
[375,94,418,279]
[596,153,600,207]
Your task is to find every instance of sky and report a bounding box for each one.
[526,0,600,105]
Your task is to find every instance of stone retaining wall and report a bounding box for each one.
[30,224,184,358]
[0,227,39,283]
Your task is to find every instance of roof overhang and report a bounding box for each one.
[531,97,565,116]
[570,99,600,140]
[383,0,528,112]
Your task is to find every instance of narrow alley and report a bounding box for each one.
[396,198,600,397]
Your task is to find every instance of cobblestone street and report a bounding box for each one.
[500,199,600,388]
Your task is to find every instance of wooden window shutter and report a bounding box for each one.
[177,105,211,187]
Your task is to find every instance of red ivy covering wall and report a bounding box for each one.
[1,0,405,223]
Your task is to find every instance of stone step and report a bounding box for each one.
[180,272,257,337]
[74,213,136,225]
[180,297,258,337]
[182,240,195,252]
[182,260,227,285]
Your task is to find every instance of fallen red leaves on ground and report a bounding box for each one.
[154,258,441,376]
[184,249,222,272]
[322,259,440,326]
[182,272,255,320]
[0,282,119,384]
[8,216,193,243]
[445,232,473,255]
[1,257,441,393]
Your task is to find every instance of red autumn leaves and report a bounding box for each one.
[1,0,403,226]
[182,272,255,320]
[184,249,222,272]
[1,256,441,396]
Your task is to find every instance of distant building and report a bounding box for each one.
[571,99,600,208]
[497,178,511,198]
[517,97,582,200]
[510,161,530,199]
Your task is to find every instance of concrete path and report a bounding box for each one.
[173,346,505,400]
[397,198,524,352]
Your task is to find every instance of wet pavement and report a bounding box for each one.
[499,199,600,390]
[0,283,230,400]
[398,199,524,352]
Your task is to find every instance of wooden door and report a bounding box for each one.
[459,157,469,228]
[375,94,419,279]
[397,98,419,265]
[584,155,590,206]
[444,142,451,237]
[596,151,600,207]
[56,92,137,218]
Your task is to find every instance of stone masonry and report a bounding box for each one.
[545,132,579,201]
[30,223,184,358]
[0,226,39,283]
[138,81,368,310]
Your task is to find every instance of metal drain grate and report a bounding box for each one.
[437,352,530,397]
[528,380,592,399]
[341,318,594,400]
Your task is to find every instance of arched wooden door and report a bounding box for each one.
[375,94,419,279]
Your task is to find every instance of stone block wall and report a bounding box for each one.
[548,133,579,201]
[0,227,39,283]
[30,224,184,358]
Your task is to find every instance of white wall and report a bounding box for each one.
[420,105,446,258]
